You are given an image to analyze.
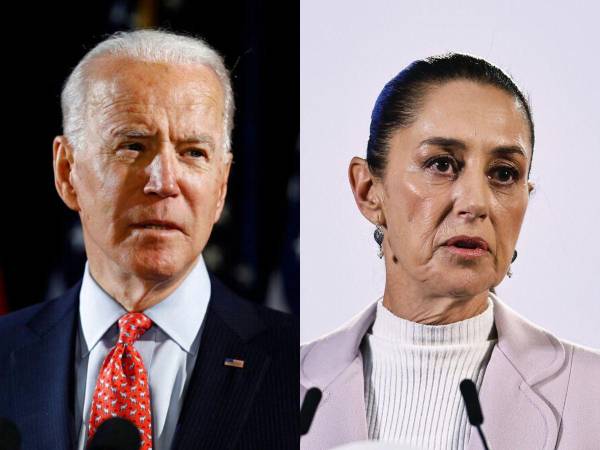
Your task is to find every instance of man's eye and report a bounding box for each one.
[489,166,519,184]
[123,142,145,152]
[426,156,457,174]
[185,148,207,159]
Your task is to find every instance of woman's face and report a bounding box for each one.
[378,80,532,298]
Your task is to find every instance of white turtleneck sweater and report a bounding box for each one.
[362,299,496,450]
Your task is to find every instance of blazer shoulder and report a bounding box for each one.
[555,340,600,444]
[0,301,46,334]
[0,283,80,354]
[209,274,298,348]
[300,328,338,363]
[250,298,298,333]
[300,300,377,358]
[301,301,378,390]
[565,340,600,387]
[248,299,298,350]
[567,339,600,363]
[251,302,298,361]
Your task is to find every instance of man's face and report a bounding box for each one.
[66,57,230,281]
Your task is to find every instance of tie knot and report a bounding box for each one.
[117,312,152,345]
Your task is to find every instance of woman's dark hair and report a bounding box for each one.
[366,53,534,177]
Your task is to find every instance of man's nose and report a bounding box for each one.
[143,151,181,197]
[453,169,490,221]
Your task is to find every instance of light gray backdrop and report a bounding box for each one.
[301,0,600,348]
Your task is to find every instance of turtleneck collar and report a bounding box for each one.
[371,297,495,346]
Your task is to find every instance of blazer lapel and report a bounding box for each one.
[300,302,377,449]
[301,356,368,450]
[467,347,556,450]
[467,297,564,450]
[9,284,79,450]
[172,277,271,450]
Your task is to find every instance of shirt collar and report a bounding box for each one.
[79,256,211,358]
[371,297,495,345]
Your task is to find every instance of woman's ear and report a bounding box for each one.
[349,156,385,226]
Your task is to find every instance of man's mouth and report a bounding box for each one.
[133,220,182,232]
[141,225,173,230]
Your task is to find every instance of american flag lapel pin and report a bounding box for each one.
[224,358,245,368]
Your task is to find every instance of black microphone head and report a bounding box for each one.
[86,417,141,450]
[300,387,322,435]
[0,418,21,450]
[460,379,484,426]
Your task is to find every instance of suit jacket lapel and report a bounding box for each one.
[467,347,557,450]
[300,302,376,448]
[9,283,79,450]
[300,356,368,450]
[172,277,271,450]
[467,297,564,450]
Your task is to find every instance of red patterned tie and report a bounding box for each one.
[88,312,153,450]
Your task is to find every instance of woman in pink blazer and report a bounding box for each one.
[300,54,600,450]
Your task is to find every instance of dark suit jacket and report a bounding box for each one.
[0,274,298,450]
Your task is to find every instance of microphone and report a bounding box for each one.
[0,418,21,450]
[460,379,490,450]
[86,417,141,450]
[300,387,322,435]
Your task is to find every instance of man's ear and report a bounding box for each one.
[528,180,535,195]
[213,151,233,224]
[53,136,80,211]
[349,156,385,226]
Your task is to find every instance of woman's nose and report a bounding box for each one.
[143,151,181,197]
[453,170,489,221]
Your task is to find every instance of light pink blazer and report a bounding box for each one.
[300,296,600,450]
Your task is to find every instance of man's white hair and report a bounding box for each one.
[61,29,234,153]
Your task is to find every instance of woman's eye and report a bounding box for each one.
[490,166,519,184]
[427,156,457,174]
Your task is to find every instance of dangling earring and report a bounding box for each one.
[374,225,384,258]
[507,250,518,278]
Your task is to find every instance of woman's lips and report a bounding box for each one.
[444,235,490,258]
[446,246,488,257]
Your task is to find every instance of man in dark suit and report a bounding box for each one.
[0,30,297,450]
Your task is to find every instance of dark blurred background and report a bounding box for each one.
[0,0,299,315]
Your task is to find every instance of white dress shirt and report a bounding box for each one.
[75,257,211,450]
